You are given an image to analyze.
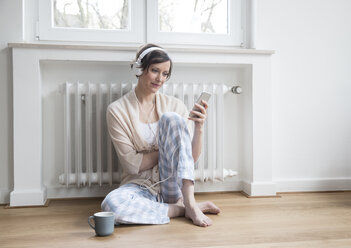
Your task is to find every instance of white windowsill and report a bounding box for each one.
[8,42,275,55]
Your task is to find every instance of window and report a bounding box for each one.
[159,0,228,34]
[148,0,242,46]
[38,0,245,46]
[38,0,144,43]
[54,0,129,30]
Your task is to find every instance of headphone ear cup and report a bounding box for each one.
[132,62,142,76]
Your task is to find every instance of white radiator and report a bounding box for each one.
[58,82,237,187]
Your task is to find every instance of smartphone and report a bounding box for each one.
[189,92,211,118]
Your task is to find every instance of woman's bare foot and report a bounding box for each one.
[197,201,221,214]
[176,198,221,215]
[168,198,186,218]
[180,179,216,227]
[185,205,213,227]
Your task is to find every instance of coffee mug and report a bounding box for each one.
[88,211,115,236]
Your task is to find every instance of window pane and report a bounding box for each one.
[54,0,129,30]
[159,0,228,34]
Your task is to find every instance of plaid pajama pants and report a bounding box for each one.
[101,112,195,225]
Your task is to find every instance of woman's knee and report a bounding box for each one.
[101,187,131,212]
[160,112,186,127]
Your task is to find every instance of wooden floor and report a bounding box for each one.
[1,191,351,248]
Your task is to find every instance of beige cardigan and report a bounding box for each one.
[107,89,193,195]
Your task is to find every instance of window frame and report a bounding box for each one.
[38,0,145,43]
[37,0,247,47]
[146,0,243,46]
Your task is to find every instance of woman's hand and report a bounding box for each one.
[188,100,208,132]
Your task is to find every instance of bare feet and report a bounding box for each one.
[185,205,213,227]
[197,201,221,214]
[184,201,220,227]
[168,199,220,220]
[180,180,220,227]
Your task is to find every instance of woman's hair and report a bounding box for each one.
[132,43,172,79]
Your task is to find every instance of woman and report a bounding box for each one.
[102,43,220,227]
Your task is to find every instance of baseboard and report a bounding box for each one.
[275,178,351,192]
[10,188,47,207]
[240,191,281,198]
[5,199,50,209]
[46,185,118,199]
[242,180,277,196]
[0,188,10,204]
[10,179,350,203]
[36,178,351,200]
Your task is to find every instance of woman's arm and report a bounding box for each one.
[191,126,203,162]
[188,101,208,162]
[138,151,159,173]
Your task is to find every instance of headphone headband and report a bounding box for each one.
[136,47,167,65]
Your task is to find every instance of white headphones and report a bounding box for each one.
[132,47,167,76]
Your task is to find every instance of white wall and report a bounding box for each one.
[257,0,351,190]
[0,0,23,203]
[1,0,351,203]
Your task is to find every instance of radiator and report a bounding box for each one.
[58,82,237,187]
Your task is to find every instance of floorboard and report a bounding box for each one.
[1,191,351,248]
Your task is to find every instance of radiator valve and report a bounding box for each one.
[231,86,242,94]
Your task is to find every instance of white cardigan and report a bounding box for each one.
[107,89,193,195]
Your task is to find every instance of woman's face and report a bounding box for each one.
[138,60,171,94]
